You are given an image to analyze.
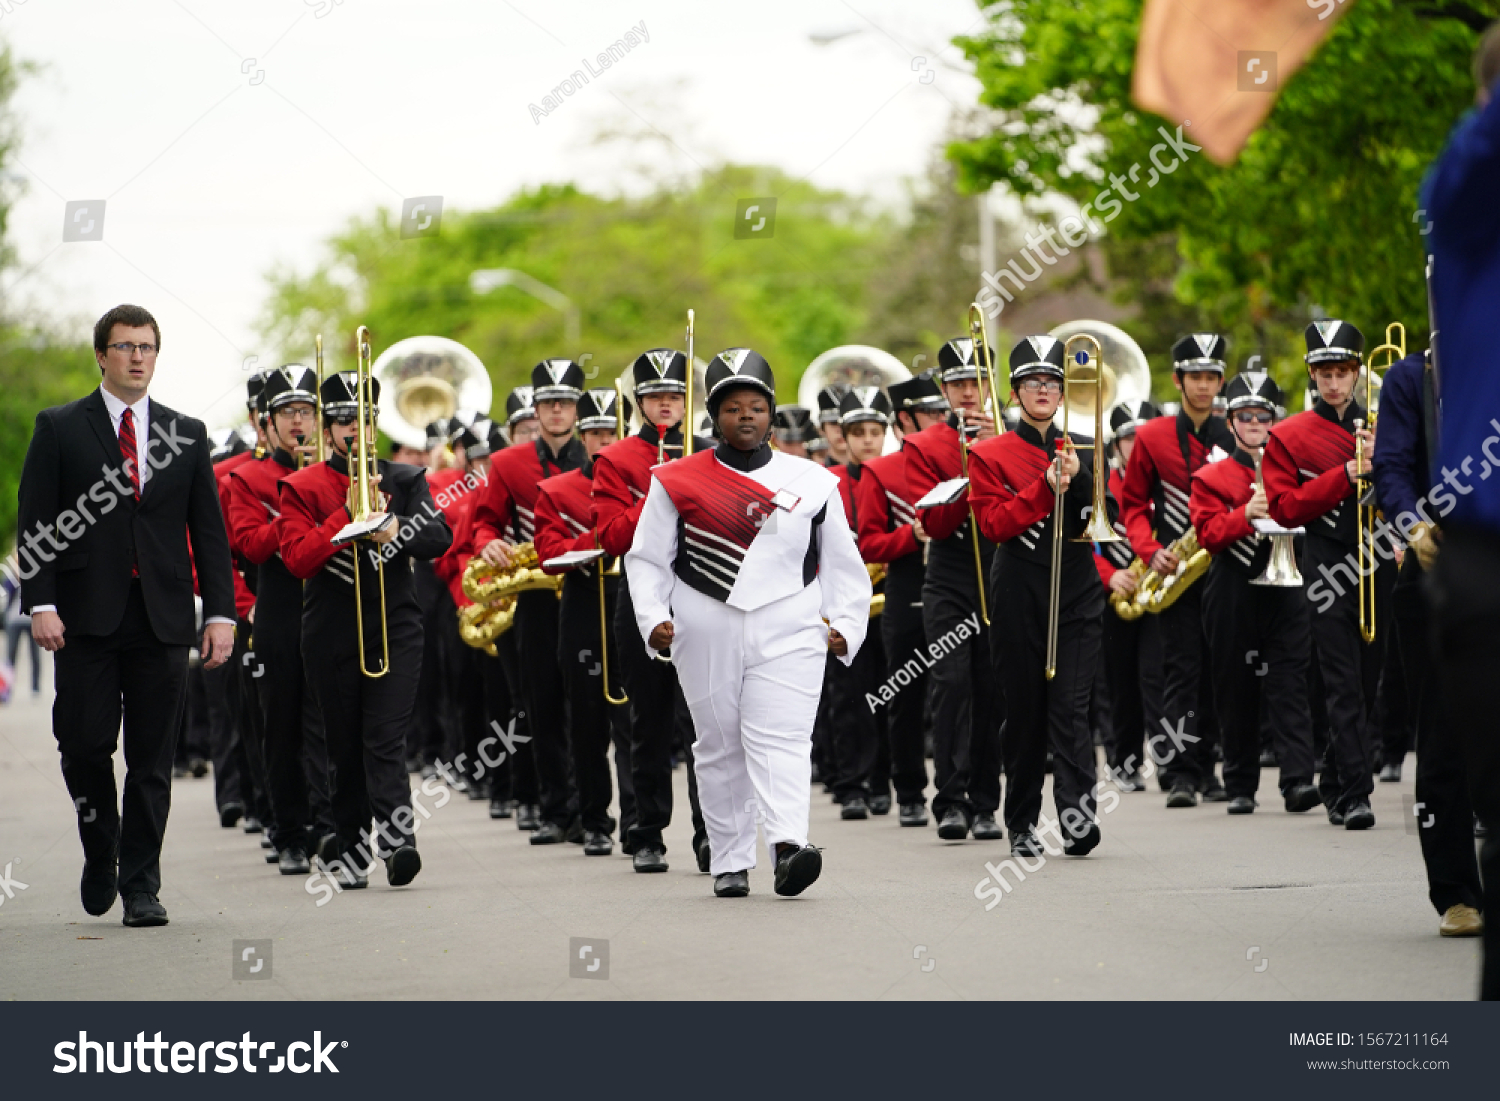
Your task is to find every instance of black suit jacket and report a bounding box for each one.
[16,387,236,646]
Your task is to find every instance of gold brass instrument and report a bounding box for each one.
[1354,322,1403,643]
[1249,455,1304,588]
[867,562,887,618]
[1046,335,1123,679]
[462,544,563,604]
[968,303,1004,428]
[369,335,493,450]
[1109,557,1148,620]
[599,386,629,706]
[350,325,391,679]
[1047,320,1153,443]
[1132,528,1212,614]
[684,310,695,457]
[955,407,990,628]
[458,596,516,654]
[314,334,326,464]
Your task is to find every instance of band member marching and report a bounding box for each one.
[772,405,815,459]
[472,360,588,844]
[1120,334,1235,807]
[968,336,1113,857]
[906,338,1004,842]
[591,349,711,873]
[536,388,638,857]
[857,373,947,825]
[278,369,452,888]
[1263,320,1378,830]
[1189,371,1321,815]
[627,349,871,898]
[816,384,852,466]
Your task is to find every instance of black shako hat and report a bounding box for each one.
[1224,369,1283,415]
[578,387,630,432]
[1304,320,1364,366]
[816,384,851,425]
[631,348,688,396]
[1008,335,1066,384]
[262,365,319,411]
[531,358,585,402]
[838,386,893,427]
[320,370,380,419]
[1109,399,1161,439]
[704,348,775,416]
[937,337,980,383]
[246,371,267,411]
[209,427,249,463]
[424,419,449,450]
[455,416,497,459]
[888,372,947,414]
[773,404,813,442]
[1171,333,1228,374]
[505,386,538,426]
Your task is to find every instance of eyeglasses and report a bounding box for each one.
[1234,410,1274,424]
[1018,379,1062,394]
[275,407,315,420]
[107,342,158,356]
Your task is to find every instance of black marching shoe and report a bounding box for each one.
[1200,776,1229,803]
[243,816,263,834]
[1010,829,1043,858]
[1259,748,1278,767]
[1283,783,1321,813]
[1063,822,1101,856]
[1343,802,1375,830]
[1378,762,1402,783]
[121,893,169,928]
[315,832,340,867]
[714,871,750,898]
[869,794,892,816]
[331,862,368,890]
[898,803,928,827]
[264,846,280,864]
[633,846,668,873]
[841,797,869,820]
[516,804,541,831]
[1227,796,1257,815]
[695,836,712,874]
[385,845,422,886]
[279,848,311,875]
[773,844,822,897]
[529,821,567,845]
[1327,806,1345,826]
[583,831,613,856]
[81,858,118,916]
[565,818,586,844]
[1166,782,1198,808]
[260,834,274,849]
[936,808,969,840]
[491,798,516,820]
[189,757,209,779]
[219,801,244,828]
[971,813,1004,841]
[1117,767,1147,792]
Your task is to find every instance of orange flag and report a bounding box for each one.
[1132,0,1355,165]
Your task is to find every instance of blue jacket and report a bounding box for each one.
[1422,90,1500,532]
[1371,352,1432,535]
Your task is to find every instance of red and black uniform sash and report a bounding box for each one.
[473,436,585,548]
[1121,411,1234,563]
[1190,450,1268,578]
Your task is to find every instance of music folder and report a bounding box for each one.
[543,548,605,570]
[915,477,970,509]
[332,512,396,546]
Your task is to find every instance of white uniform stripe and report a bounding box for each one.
[684,522,747,558]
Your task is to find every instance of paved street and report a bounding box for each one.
[0,662,1479,1000]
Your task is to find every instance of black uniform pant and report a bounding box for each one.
[1203,563,1316,799]
[616,577,705,853]
[52,581,188,898]
[408,562,450,767]
[253,603,314,853]
[1307,544,1375,813]
[202,646,244,812]
[1155,583,1217,786]
[880,566,929,806]
[175,662,210,767]
[1101,609,1163,774]
[1428,526,1500,999]
[993,555,1101,837]
[476,648,515,801]
[234,618,273,826]
[515,587,577,828]
[449,642,487,785]
[923,544,1002,825]
[558,574,633,835]
[307,638,421,863]
[1394,553,1482,917]
[827,625,884,802]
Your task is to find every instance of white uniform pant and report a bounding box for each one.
[670,580,826,874]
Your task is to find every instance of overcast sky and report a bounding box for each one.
[2,0,984,426]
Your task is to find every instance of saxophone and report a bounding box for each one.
[457,596,517,654]
[1109,557,1148,621]
[867,562,887,618]
[1132,527,1212,615]
[462,543,563,604]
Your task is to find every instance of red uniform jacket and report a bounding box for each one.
[1120,411,1235,564]
[1095,466,1136,585]
[855,448,921,564]
[215,449,257,618]
[436,494,478,608]
[226,452,297,566]
[1263,401,1361,545]
[1190,449,1268,577]
[473,437,586,548]
[906,417,979,543]
[536,467,604,577]
[592,426,708,557]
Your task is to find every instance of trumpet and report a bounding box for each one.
[350,325,390,679]
[1046,335,1121,679]
[1355,322,1403,643]
[1249,454,1303,588]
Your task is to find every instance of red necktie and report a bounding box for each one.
[119,407,140,576]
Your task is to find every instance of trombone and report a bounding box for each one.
[967,303,1004,431]
[600,381,629,705]
[684,309,695,456]
[1046,335,1121,680]
[1354,322,1404,643]
[314,334,326,464]
[955,405,989,628]
[350,324,391,679]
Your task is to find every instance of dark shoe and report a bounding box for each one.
[1283,783,1321,813]
[331,863,368,890]
[773,844,822,897]
[1010,829,1043,858]
[279,848,310,875]
[530,822,566,845]
[121,893,169,928]
[695,835,712,874]
[173,763,189,779]
[243,816,263,834]
[1477,819,1490,839]
[81,858,117,916]
[219,801,244,828]
[936,808,969,840]
[1227,796,1257,815]
[264,848,280,864]
[1327,807,1345,826]
[189,757,209,778]
[315,832,340,866]
[714,871,750,898]
[1166,783,1198,808]
[466,783,487,801]
[898,803,928,827]
[489,799,507,819]
[1258,748,1278,767]
[1344,802,1375,830]
[841,797,869,820]
[1063,822,1101,856]
[869,794,892,815]
[420,763,438,781]
[1379,762,1402,783]
[565,818,586,844]
[633,846,668,872]
[260,834,274,849]
[583,831,613,856]
[385,845,422,886]
[1200,776,1229,802]
[971,813,1004,841]
[1117,767,1147,792]
[515,803,541,831]
[405,757,422,774]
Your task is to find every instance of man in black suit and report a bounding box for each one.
[17,304,236,927]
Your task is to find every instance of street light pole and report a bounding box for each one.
[469,268,580,350]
